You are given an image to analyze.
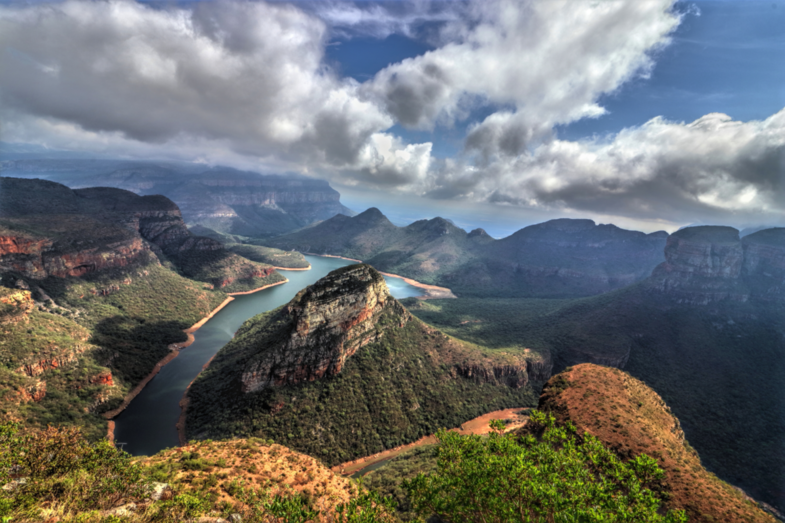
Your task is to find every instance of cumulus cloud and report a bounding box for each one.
[427,109,785,225]
[312,0,464,41]
[1,0,783,229]
[365,0,681,145]
[0,0,395,166]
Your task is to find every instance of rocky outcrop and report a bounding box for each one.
[454,351,553,387]
[241,265,409,392]
[454,363,528,388]
[0,234,153,280]
[15,344,88,377]
[0,288,34,322]
[17,380,47,403]
[742,228,785,302]
[648,226,785,304]
[525,364,778,523]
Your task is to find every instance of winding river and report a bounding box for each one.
[113,255,423,456]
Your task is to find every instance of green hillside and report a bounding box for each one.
[186,296,541,466]
[405,289,785,512]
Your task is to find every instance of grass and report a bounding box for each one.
[0,422,397,523]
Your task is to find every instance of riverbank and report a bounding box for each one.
[304,253,362,263]
[270,265,311,271]
[333,408,528,476]
[176,353,217,446]
[103,279,289,438]
[305,253,455,300]
[377,271,456,300]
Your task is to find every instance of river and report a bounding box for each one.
[112,255,423,456]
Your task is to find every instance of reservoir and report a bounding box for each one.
[113,255,423,456]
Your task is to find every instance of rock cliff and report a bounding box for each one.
[648,225,785,304]
[0,177,283,292]
[241,265,409,392]
[0,160,354,236]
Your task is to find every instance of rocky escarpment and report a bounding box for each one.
[0,178,282,291]
[241,265,409,392]
[0,160,354,236]
[742,228,785,302]
[648,226,785,304]
[454,351,552,388]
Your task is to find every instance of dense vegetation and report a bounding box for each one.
[404,412,686,523]
[186,307,540,466]
[171,246,287,294]
[0,421,395,522]
[0,264,227,439]
[405,290,785,512]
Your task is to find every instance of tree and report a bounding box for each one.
[404,411,687,523]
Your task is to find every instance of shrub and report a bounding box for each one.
[404,412,687,523]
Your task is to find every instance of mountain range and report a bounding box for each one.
[0,159,354,236]
[266,207,669,298]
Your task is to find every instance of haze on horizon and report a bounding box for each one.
[0,0,783,237]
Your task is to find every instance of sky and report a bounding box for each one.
[0,0,783,236]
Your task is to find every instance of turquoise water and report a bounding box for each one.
[113,256,422,456]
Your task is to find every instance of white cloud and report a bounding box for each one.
[1,0,783,230]
[0,0,390,165]
[365,0,681,148]
[427,109,785,225]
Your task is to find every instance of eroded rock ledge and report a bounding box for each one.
[241,264,410,392]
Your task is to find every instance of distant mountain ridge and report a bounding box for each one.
[267,208,669,298]
[0,159,354,236]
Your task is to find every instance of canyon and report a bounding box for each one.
[0,159,354,236]
[267,208,670,298]
[185,264,544,464]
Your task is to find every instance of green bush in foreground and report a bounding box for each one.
[404,411,687,523]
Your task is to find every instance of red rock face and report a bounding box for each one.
[0,235,152,280]
[89,372,114,387]
[17,380,47,403]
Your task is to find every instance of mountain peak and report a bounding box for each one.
[241,264,410,393]
[356,207,386,220]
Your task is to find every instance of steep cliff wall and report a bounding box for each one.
[0,160,354,236]
[0,178,284,292]
[241,265,409,392]
[648,226,785,304]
